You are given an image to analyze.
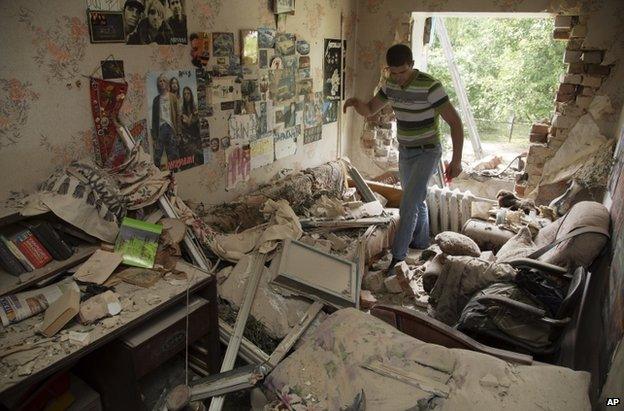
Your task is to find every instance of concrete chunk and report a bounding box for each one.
[363,270,385,293]
[359,290,378,310]
[384,275,403,294]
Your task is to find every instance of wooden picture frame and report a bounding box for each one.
[272,239,359,308]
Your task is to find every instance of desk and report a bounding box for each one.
[0,260,220,400]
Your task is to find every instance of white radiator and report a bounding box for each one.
[426,185,496,235]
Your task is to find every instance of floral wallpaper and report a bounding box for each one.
[0,0,356,205]
[0,79,39,148]
[18,7,88,83]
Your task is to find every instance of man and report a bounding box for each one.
[167,0,187,44]
[122,0,144,41]
[151,73,181,168]
[343,44,464,269]
[127,0,173,45]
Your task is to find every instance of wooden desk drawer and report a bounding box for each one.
[119,296,210,378]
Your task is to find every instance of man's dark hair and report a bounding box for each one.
[386,44,413,67]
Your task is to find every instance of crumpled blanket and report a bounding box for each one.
[429,256,516,326]
[211,199,303,261]
[21,146,170,243]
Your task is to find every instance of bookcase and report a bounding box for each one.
[0,205,99,297]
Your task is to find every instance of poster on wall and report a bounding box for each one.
[322,100,338,124]
[273,0,296,15]
[89,77,128,168]
[323,39,346,101]
[304,125,322,144]
[88,0,188,45]
[251,135,275,169]
[258,27,276,48]
[88,11,125,43]
[274,126,299,159]
[269,68,296,102]
[146,69,204,172]
[191,32,211,68]
[212,32,235,57]
[210,76,241,105]
[303,92,323,129]
[225,144,251,190]
[229,114,257,145]
[275,33,296,56]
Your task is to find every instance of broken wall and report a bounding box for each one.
[347,0,624,181]
[0,0,357,206]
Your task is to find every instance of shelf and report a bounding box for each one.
[0,244,99,296]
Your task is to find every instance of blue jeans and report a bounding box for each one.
[154,123,180,168]
[391,144,442,260]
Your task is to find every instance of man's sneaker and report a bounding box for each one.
[385,257,403,276]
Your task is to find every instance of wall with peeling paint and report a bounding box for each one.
[0,0,357,205]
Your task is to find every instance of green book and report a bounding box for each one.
[114,217,162,269]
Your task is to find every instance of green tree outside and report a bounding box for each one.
[427,17,566,149]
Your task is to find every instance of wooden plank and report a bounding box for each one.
[0,244,99,296]
[217,322,269,364]
[300,216,391,229]
[208,252,266,411]
[347,165,377,203]
[362,360,450,398]
[267,301,323,368]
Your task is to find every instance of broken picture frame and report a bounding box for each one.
[271,239,359,308]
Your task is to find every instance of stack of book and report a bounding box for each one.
[0,220,75,276]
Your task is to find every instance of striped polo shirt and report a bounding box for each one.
[376,70,449,147]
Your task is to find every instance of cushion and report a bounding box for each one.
[429,256,516,325]
[495,227,537,263]
[435,231,481,257]
[534,201,610,269]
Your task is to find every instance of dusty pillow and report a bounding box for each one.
[435,231,481,257]
[535,201,609,268]
[495,227,537,262]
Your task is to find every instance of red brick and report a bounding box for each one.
[554,15,573,28]
[553,28,570,40]
[558,83,577,94]
[581,75,603,88]
[530,133,548,144]
[585,64,611,76]
[531,123,550,134]
[567,62,585,74]
[566,38,583,51]
[581,50,603,64]
[570,24,587,38]
[556,91,575,103]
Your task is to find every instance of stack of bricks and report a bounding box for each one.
[520,13,612,196]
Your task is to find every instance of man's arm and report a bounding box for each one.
[438,102,464,179]
[343,96,388,117]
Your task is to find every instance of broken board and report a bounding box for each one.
[271,239,358,308]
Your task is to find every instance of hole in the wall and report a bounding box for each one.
[360,13,567,188]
